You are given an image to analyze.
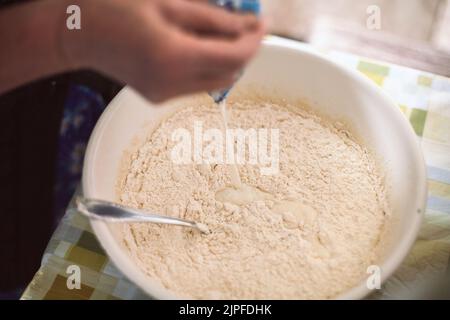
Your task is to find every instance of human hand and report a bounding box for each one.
[62,0,265,102]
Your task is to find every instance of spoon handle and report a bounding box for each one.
[76,197,200,230]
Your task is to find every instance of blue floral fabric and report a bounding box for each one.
[53,85,106,222]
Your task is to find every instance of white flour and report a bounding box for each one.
[117,100,390,299]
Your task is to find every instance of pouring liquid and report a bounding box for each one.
[209,1,260,190]
[218,100,242,188]
[215,101,311,226]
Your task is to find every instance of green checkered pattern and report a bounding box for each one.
[21,37,450,300]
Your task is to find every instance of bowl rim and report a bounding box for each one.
[82,38,428,300]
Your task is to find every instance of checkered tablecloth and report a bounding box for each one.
[21,38,450,300]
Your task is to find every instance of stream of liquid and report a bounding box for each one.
[218,100,242,188]
[216,101,310,224]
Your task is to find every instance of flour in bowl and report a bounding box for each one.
[117,99,390,299]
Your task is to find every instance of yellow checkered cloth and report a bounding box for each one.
[22,38,450,300]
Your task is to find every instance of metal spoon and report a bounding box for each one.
[76,197,210,234]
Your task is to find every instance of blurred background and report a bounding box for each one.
[262,0,450,76]
[1,0,449,298]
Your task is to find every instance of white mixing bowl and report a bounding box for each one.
[82,39,427,299]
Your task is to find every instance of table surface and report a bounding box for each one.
[21,37,450,300]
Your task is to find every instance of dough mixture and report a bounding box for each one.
[117,99,390,299]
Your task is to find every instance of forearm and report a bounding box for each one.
[0,0,76,94]
[0,0,264,101]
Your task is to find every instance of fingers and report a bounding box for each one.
[163,0,265,72]
[188,19,266,71]
[163,0,258,37]
[174,74,237,98]
[138,0,265,102]
[149,74,236,103]
[194,74,236,92]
